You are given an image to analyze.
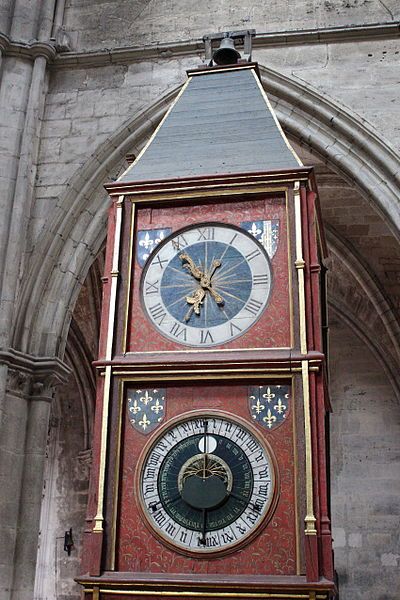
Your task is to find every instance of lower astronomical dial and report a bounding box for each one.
[137,413,277,555]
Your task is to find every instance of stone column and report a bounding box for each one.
[0,366,31,598]
[0,351,70,600]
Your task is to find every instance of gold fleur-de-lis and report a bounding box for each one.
[251,397,265,415]
[139,390,153,405]
[262,387,275,403]
[129,399,141,415]
[274,398,286,415]
[263,409,277,429]
[139,414,151,431]
[151,398,164,415]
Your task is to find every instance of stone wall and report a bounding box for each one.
[330,316,400,600]
[61,0,400,50]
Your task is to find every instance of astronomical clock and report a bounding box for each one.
[78,32,337,600]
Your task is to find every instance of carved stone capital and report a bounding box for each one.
[31,378,57,402]
[1,347,71,401]
[6,368,32,398]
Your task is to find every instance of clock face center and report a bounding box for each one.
[181,474,228,510]
[178,452,233,508]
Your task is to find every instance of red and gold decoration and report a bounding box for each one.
[78,33,336,600]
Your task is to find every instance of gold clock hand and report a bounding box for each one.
[180,252,224,315]
[179,252,204,281]
[206,259,221,281]
[184,288,205,322]
[201,283,224,305]
[200,259,224,305]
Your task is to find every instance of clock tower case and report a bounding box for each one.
[78,32,337,600]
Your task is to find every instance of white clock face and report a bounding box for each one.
[140,223,272,347]
[138,414,276,555]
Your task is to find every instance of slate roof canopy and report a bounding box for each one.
[119,64,302,183]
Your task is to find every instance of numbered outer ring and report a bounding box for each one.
[134,409,280,558]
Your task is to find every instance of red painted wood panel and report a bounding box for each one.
[116,382,297,575]
[126,195,292,352]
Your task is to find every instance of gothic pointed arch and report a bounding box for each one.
[13,65,400,367]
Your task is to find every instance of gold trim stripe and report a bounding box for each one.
[302,360,317,535]
[122,204,135,354]
[82,589,326,598]
[294,182,307,355]
[93,365,112,532]
[120,183,302,201]
[107,195,124,360]
[93,195,124,533]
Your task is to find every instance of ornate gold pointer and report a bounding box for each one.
[179,253,224,322]
[184,288,206,322]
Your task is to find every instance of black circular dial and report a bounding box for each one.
[139,414,276,554]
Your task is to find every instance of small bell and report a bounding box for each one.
[212,36,241,65]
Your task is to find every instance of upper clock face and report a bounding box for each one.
[140,223,272,347]
[138,414,276,555]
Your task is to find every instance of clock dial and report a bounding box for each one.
[140,223,272,347]
[138,414,276,554]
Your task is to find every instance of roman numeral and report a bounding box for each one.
[244,298,263,316]
[235,523,247,535]
[234,427,247,441]
[253,273,269,286]
[180,531,188,543]
[145,280,159,295]
[220,532,235,544]
[149,303,167,325]
[154,511,167,527]
[257,484,269,498]
[258,466,270,479]
[229,321,242,337]
[170,322,187,341]
[197,227,215,241]
[148,451,162,466]
[245,511,258,525]
[153,255,168,270]
[254,452,264,463]
[200,329,214,344]
[165,522,177,536]
[245,249,261,262]
[246,438,258,452]
[229,232,239,245]
[172,235,188,251]
[144,483,155,497]
[144,466,156,480]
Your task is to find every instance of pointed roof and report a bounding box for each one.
[119,64,301,183]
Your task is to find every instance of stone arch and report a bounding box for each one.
[14,64,400,362]
[326,228,400,401]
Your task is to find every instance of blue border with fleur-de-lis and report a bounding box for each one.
[136,228,172,267]
[127,388,166,434]
[248,385,290,431]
